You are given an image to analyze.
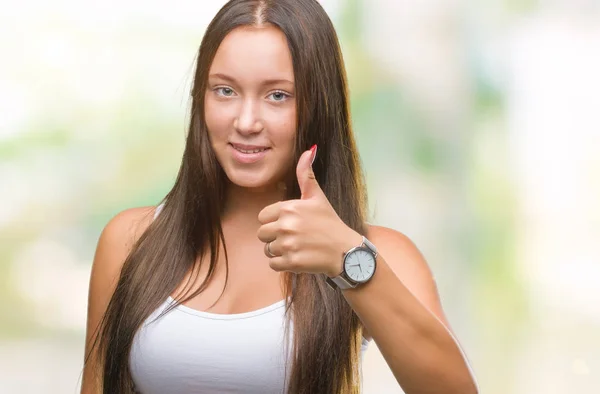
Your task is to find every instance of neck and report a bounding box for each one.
[222,181,287,226]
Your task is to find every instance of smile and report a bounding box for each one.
[228,143,271,164]
[234,147,268,154]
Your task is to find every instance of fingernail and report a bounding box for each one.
[310,144,317,165]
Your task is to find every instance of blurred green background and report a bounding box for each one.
[1,0,599,393]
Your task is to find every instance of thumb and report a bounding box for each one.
[297,144,321,199]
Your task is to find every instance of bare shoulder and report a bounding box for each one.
[366,224,450,327]
[366,225,429,273]
[90,205,156,294]
[81,205,158,392]
[366,225,423,262]
[97,206,156,259]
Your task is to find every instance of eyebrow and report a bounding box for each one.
[208,73,294,87]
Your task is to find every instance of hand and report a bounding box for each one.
[257,145,363,277]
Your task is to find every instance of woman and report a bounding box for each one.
[81,0,478,393]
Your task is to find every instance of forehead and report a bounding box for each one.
[209,25,294,83]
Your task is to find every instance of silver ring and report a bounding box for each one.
[265,241,276,258]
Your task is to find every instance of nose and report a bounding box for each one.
[233,98,263,135]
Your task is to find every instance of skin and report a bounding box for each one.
[82,24,478,394]
[205,25,297,196]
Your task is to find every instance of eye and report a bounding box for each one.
[268,90,290,102]
[215,87,235,97]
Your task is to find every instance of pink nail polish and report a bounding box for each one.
[310,144,317,165]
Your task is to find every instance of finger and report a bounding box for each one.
[257,221,279,243]
[267,255,288,272]
[296,145,323,200]
[264,238,282,258]
[258,201,284,224]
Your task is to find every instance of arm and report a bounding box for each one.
[80,207,154,394]
[258,148,478,393]
[339,225,478,394]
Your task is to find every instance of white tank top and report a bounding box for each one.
[129,204,370,393]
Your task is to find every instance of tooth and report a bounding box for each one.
[237,148,265,153]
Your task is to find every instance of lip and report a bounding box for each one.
[228,143,270,164]
[229,142,270,150]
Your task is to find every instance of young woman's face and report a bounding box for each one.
[205,25,297,191]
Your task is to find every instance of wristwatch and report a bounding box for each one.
[326,236,378,290]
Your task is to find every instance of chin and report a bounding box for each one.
[225,169,274,190]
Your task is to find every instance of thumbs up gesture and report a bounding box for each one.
[257,145,362,277]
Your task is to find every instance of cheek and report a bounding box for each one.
[204,96,230,141]
[266,106,297,146]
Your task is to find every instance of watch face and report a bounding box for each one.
[344,248,376,283]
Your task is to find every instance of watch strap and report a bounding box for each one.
[362,236,378,256]
[326,275,357,290]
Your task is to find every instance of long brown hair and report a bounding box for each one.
[90,0,369,392]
